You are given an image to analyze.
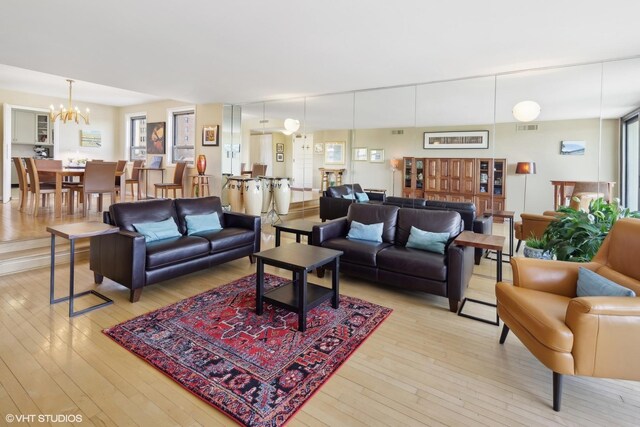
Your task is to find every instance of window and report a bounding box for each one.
[172,110,195,164]
[129,115,146,160]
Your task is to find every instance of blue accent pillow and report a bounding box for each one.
[355,192,370,203]
[133,218,181,243]
[185,213,223,235]
[406,226,450,254]
[342,194,356,200]
[347,220,383,243]
[577,267,636,297]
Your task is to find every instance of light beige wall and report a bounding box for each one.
[312,119,618,218]
[312,130,351,188]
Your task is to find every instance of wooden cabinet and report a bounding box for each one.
[11,110,51,145]
[402,156,506,222]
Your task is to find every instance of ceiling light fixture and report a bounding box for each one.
[49,79,90,125]
[512,100,540,122]
[283,118,300,133]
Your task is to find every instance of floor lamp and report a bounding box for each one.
[390,159,400,196]
[516,162,536,212]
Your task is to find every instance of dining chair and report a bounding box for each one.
[25,158,68,216]
[81,161,117,216]
[12,157,29,212]
[251,163,267,178]
[126,159,144,200]
[154,161,187,198]
[114,160,128,199]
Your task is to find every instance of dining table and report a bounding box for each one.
[38,167,125,218]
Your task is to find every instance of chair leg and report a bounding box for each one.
[82,194,88,217]
[499,324,510,344]
[516,240,522,252]
[34,193,40,216]
[553,372,563,411]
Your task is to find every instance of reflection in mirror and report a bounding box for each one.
[603,58,640,211]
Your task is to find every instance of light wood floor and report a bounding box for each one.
[1,203,639,426]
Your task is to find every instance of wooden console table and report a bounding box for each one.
[551,181,615,210]
[319,168,346,192]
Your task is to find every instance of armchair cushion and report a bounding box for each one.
[576,267,636,297]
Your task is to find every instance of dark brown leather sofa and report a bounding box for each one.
[319,184,385,222]
[384,196,493,265]
[313,203,474,312]
[90,196,260,302]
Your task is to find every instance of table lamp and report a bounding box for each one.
[516,161,536,212]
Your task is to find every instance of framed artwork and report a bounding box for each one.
[560,140,585,155]
[147,122,166,154]
[423,130,489,149]
[325,141,345,165]
[276,153,284,162]
[202,125,219,146]
[80,130,101,147]
[276,143,284,153]
[314,142,324,153]
[353,147,368,161]
[369,148,384,163]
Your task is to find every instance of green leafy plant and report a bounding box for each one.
[543,197,640,262]
[525,234,547,249]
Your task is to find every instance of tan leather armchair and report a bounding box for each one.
[514,212,558,252]
[497,218,640,411]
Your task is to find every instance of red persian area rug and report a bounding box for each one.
[103,273,392,426]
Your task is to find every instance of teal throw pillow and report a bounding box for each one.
[406,226,450,254]
[355,192,370,203]
[133,218,181,243]
[347,220,383,243]
[576,267,636,297]
[342,194,356,200]
[185,213,223,235]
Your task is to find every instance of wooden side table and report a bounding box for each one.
[190,174,212,197]
[47,222,119,317]
[485,210,515,262]
[453,231,505,326]
[274,219,318,246]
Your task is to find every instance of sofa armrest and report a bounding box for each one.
[319,196,353,221]
[223,212,261,252]
[566,296,640,377]
[365,191,386,202]
[90,230,146,290]
[313,218,348,246]
[446,243,474,304]
[511,257,600,297]
[473,215,492,235]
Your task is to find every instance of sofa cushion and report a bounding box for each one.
[377,246,447,281]
[322,237,391,267]
[185,213,223,236]
[396,209,462,246]
[406,226,450,254]
[110,199,177,232]
[384,196,426,208]
[425,200,476,231]
[193,227,256,254]
[174,196,225,234]
[347,203,399,244]
[146,236,210,269]
[355,192,370,203]
[326,184,363,198]
[133,218,182,243]
[496,284,573,353]
[347,221,383,243]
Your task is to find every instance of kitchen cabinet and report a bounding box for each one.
[11,110,51,145]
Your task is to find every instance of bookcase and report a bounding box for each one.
[402,157,507,222]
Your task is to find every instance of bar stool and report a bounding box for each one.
[191,174,211,197]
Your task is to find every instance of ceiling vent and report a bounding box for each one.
[516,124,539,132]
[391,129,404,135]
[259,119,269,124]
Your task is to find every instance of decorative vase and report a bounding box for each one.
[523,245,553,260]
[196,155,207,175]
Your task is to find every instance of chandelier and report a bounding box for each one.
[49,79,90,124]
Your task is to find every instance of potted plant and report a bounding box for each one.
[523,234,552,259]
[543,197,640,262]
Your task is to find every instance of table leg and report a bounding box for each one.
[508,219,514,259]
[55,173,63,217]
[49,234,56,303]
[332,257,340,308]
[256,259,264,315]
[68,239,75,317]
[275,229,281,247]
[298,269,307,332]
[296,233,301,243]
[497,250,503,282]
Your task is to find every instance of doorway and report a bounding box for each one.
[292,135,313,190]
[622,111,639,210]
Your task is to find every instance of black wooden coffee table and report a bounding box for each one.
[254,243,343,332]
[273,219,318,246]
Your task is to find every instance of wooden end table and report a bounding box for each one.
[47,222,119,317]
[453,231,505,326]
[273,219,318,246]
[485,210,515,263]
[254,243,343,332]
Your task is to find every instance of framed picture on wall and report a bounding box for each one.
[202,125,219,146]
[276,143,284,153]
[423,130,488,149]
[325,141,345,165]
[314,143,324,153]
[147,122,166,154]
[369,148,384,163]
[353,147,368,161]
[276,153,284,162]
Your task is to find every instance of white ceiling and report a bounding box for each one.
[0,0,639,125]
